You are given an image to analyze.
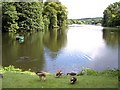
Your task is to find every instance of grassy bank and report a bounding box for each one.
[0,66,119,88]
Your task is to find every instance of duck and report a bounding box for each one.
[70,77,77,84]
[36,71,46,81]
[56,70,63,78]
[67,72,77,76]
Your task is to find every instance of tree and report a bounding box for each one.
[43,2,68,29]
[2,2,44,32]
[2,2,19,32]
[2,1,68,32]
[15,2,44,32]
[102,1,120,27]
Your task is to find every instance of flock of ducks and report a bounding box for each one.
[36,70,78,84]
[0,70,82,84]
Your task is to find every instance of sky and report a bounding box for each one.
[59,0,120,19]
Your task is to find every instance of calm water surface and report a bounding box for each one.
[2,25,120,73]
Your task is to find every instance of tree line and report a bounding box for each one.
[68,17,102,25]
[102,1,120,27]
[2,1,68,32]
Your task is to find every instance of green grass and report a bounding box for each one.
[1,71,118,88]
[0,66,119,88]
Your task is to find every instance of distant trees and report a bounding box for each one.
[102,1,120,27]
[68,17,102,25]
[68,19,83,25]
[46,0,59,2]
[2,1,68,32]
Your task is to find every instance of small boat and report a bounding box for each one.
[19,36,24,40]
[19,38,24,43]
[16,34,24,43]
[16,35,24,40]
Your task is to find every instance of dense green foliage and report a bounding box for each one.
[43,2,68,29]
[2,1,68,32]
[15,2,44,32]
[68,17,102,25]
[2,2,19,32]
[102,1,120,27]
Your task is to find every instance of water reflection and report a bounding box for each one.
[103,28,120,48]
[2,32,45,71]
[43,28,67,59]
[2,25,119,73]
[2,28,67,72]
[87,27,119,71]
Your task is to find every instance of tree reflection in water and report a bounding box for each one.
[103,28,120,48]
[43,28,67,59]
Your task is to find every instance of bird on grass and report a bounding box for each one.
[36,71,46,81]
[70,77,77,84]
[67,72,77,76]
[55,70,63,78]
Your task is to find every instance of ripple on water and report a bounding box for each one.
[44,50,92,73]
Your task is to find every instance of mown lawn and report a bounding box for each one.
[2,71,118,88]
